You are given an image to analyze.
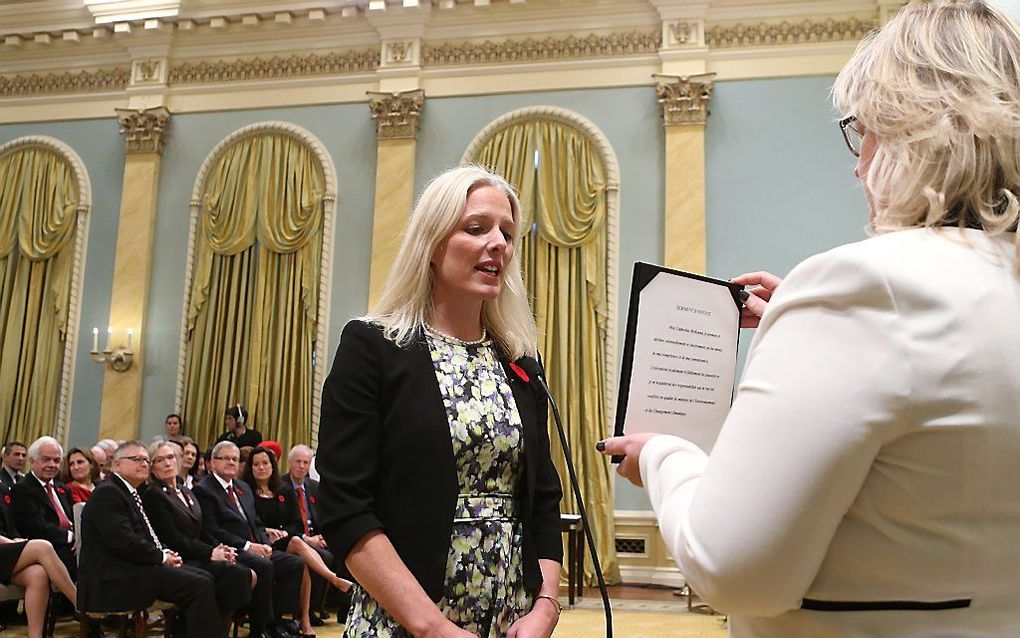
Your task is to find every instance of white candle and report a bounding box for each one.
[105,326,112,352]
[127,328,134,352]
[91,327,98,352]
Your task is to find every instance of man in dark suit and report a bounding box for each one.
[0,441,27,489]
[11,436,75,576]
[78,441,222,638]
[283,444,343,623]
[194,441,303,638]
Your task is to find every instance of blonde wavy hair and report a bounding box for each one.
[833,0,1020,267]
[366,164,538,360]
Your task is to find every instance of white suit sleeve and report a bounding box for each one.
[640,246,914,617]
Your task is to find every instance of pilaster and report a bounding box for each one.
[656,73,714,274]
[99,105,169,441]
[367,89,424,309]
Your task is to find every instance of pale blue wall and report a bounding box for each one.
[0,118,124,449]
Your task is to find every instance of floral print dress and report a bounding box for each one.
[343,331,532,637]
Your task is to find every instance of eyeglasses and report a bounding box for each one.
[839,115,864,158]
[213,456,240,463]
[122,455,150,465]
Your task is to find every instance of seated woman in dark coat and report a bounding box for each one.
[143,441,253,628]
[242,448,351,637]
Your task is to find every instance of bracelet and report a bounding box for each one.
[534,594,562,616]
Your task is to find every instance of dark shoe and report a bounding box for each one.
[309,615,324,627]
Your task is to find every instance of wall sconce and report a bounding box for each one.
[90,326,135,372]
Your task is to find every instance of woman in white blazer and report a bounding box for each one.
[602,2,1020,636]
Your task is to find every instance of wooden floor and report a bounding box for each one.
[0,585,718,637]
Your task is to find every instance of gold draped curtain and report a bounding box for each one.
[475,119,620,584]
[183,133,325,453]
[0,147,80,444]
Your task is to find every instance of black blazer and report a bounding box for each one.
[252,487,303,539]
[318,320,563,601]
[78,477,164,612]
[281,475,320,534]
[0,468,20,490]
[143,478,215,561]
[0,483,17,537]
[11,474,74,549]
[193,475,270,549]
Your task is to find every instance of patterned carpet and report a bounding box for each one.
[2,602,727,637]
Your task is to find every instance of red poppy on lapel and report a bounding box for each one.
[509,362,529,383]
[278,495,285,502]
[234,487,243,496]
[309,496,316,504]
[56,487,66,495]
[3,495,9,505]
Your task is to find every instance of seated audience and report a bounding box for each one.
[179,438,201,489]
[62,448,99,504]
[144,441,252,627]
[0,536,76,638]
[164,414,183,441]
[238,446,254,478]
[244,448,351,636]
[88,446,108,480]
[11,437,75,577]
[283,445,343,622]
[0,443,26,488]
[79,441,222,638]
[194,441,304,638]
[216,405,262,449]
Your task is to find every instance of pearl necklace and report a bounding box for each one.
[424,323,489,347]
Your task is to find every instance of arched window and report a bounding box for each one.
[463,107,621,584]
[176,122,337,452]
[0,136,91,444]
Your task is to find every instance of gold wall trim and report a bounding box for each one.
[706,16,878,49]
[422,30,661,67]
[0,135,92,447]
[167,49,380,85]
[0,68,130,97]
[175,121,338,448]
[460,105,621,426]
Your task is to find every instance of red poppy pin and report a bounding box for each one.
[277,495,285,503]
[56,487,65,495]
[234,487,243,496]
[309,496,316,505]
[509,362,529,383]
[3,495,9,505]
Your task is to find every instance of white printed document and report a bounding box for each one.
[614,262,743,454]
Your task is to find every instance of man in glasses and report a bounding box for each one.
[194,441,304,638]
[78,441,222,638]
[11,436,77,577]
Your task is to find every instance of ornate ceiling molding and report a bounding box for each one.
[167,48,381,84]
[706,16,877,49]
[0,67,130,97]
[422,29,660,66]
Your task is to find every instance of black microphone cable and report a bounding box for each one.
[519,357,613,638]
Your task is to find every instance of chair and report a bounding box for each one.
[560,514,584,607]
[73,502,178,638]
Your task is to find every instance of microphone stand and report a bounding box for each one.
[533,371,613,638]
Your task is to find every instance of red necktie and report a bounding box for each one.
[46,484,72,532]
[296,486,310,536]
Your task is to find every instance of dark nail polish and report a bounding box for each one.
[595,440,606,452]
[738,290,749,302]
